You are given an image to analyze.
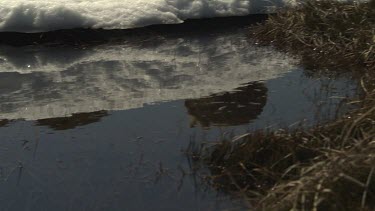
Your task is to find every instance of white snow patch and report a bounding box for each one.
[0,0,287,32]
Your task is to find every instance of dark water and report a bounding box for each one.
[0,18,357,211]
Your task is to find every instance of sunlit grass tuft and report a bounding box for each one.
[252,0,375,72]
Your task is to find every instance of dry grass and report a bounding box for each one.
[188,96,375,210]
[187,89,375,210]
[252,0,375,72]
[187,0,375,210]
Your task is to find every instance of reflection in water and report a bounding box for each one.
[185,82,267,128]
[0,27,296,121]
[0,119,9,127]
[36,111,108,130]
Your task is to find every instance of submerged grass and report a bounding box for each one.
[187,0,375,210]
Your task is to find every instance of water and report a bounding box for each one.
[0,18,357,210]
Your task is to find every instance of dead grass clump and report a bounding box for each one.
[260,139,375,211]
[189,93,375,210]
[252,0,375,72]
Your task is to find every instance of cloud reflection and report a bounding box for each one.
[0,28,295,121]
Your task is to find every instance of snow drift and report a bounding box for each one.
[0,0,288,32]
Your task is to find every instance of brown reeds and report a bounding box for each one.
[252,0,375,72]
[190,97,375,209]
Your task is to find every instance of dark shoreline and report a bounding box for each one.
[0,14,267,47]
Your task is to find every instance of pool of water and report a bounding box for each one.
[0,17,358,211]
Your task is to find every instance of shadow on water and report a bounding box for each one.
[0,15,267,46]
[186,82,268,128]
[0,119,10,127]
[36,111,108,130]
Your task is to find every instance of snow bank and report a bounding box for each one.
[0,0,286,32]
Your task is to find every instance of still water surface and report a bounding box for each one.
[0,18,357,210]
